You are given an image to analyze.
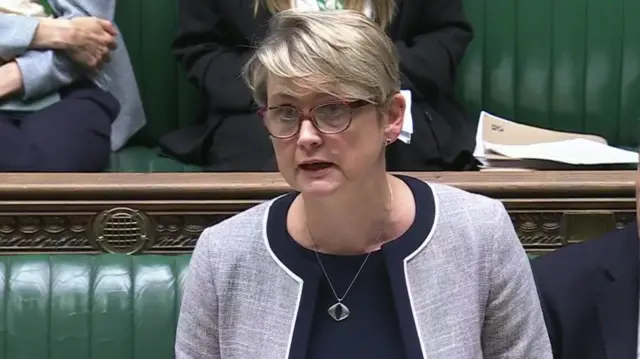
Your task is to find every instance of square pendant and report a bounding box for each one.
[328,302,350,321]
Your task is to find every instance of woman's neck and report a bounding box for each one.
[295,175,396,255]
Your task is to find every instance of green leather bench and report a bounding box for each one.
[110,0,640,172]
[0,254,189,359]
[0,251,542,359]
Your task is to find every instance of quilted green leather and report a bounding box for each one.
[114,0,199,146]
[458,0,640,147]
[111,0,640,172]
[0,253,544,358]
[0,254,190,359]
[108,0,200,172]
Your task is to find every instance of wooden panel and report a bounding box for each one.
[0,171,634,255]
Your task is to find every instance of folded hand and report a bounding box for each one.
[64,17,118,70]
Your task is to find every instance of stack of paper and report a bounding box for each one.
[398,90,413,144]
[473,111,638,171]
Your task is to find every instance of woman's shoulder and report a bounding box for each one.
[428,181,504,212]
[416,182,522,271]
[427,181,511,232]
[196,199,273,257]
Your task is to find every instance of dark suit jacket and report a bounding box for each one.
[163,0,477,171]
[531,223,639,359]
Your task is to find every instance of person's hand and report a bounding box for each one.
[0,61,24,99]
[64,17,118,70]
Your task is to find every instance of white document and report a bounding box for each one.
[0,0,49,17]
[398,90,413,144]
[485,138,639,165]
[473,111,488,164]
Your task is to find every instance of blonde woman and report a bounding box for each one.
[176,10,552,359]
[165,0,476,172]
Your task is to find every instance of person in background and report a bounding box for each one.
[0,0,145,171]
[532,150,640,358]
[175,10,551,359]
[163,0,477,172]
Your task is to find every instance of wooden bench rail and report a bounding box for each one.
[0,171,634,200]
[0,171,635,255]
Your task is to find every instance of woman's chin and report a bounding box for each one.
[291,165,341,195]
[296,178,342,197]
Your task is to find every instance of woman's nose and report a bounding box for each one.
[296,119,322,148]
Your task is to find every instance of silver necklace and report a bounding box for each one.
[307,182,393,322]
[313,246,374,321]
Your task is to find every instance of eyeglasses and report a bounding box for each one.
[257,100,370,139]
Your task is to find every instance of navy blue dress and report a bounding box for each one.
[266,175,436,359]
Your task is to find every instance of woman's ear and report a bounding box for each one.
[383,92,406,144]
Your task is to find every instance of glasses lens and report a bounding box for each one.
[313,103,351,133]
[264,106,300,137]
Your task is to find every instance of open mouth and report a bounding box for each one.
[299,162,334,172]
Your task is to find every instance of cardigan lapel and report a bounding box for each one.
[384,249,425,359]
[241,252,320,359]
[286,269,320,359]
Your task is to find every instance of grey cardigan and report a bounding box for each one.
[0,0,145,151]
[176,182,553,359]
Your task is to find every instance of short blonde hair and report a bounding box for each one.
[243,10,401,107]
[253,0,396,29]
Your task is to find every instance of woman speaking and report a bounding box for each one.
[175,10,552,359]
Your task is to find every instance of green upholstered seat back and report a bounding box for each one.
[114,0,639,148]
[0,254,190,359]
[114,1,199,146]
[0,253,545,359]
[458,0,640,147]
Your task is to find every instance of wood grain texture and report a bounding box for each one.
[0,171,634,200]
[0,171,634,254]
